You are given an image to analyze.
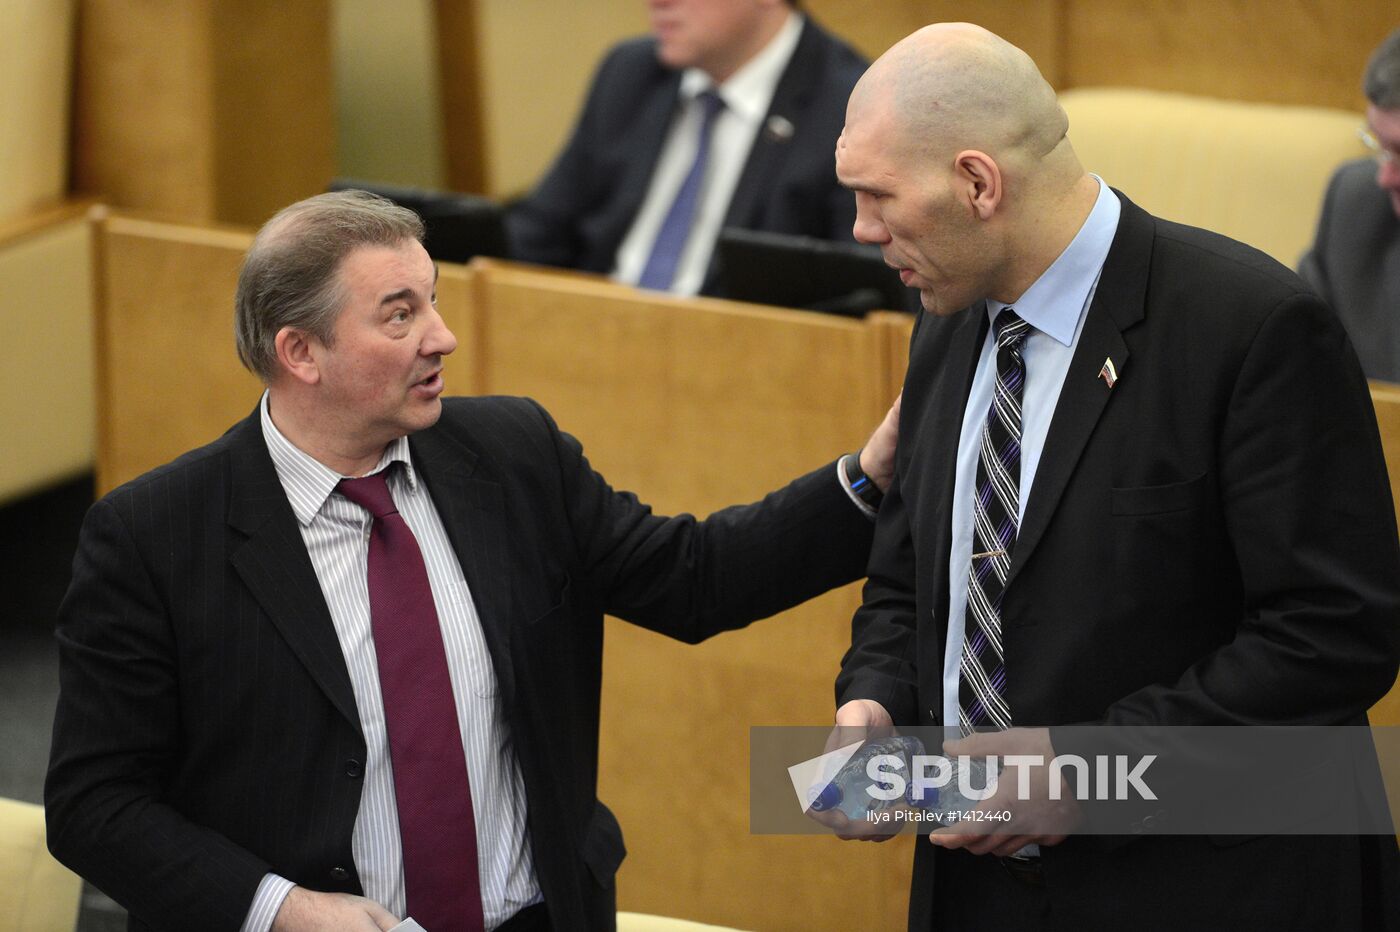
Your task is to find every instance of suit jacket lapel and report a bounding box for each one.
[918,306,989,649]
[225,412,361,731]
[409,425,518,708]
[1007,193,1153,584]
[608,70,684,248]
[720,18,821,235]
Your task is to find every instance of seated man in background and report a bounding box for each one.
[506,0,867,296]
[1299,25,1400,383]
[45,190,898,932]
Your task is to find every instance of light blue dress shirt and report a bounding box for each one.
[940,178,1122,730]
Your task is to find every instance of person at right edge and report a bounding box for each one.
[1299,25,1400,384]
[818,22,1400,931]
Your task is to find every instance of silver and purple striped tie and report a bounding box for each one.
[959,308,1031,735]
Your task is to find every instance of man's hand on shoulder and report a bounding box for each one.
[859,392,901,494]
[271,887,400,932]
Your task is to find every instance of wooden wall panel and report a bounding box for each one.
[333,0,447,191]
[94,216,262,493]
[0,0,77,222]
[73,1,216,222]
[872,311,917,404]
[470,0,648,197]
[210,1,337,226]
[435,0,488,194]
[473,263,910,930]
[0,205,94,502]
[805,0,1063,84]
[73,0,334,228]
[1063,0,1395,111]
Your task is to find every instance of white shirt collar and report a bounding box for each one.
[678,11,804,125]
[987,175,1121,346]
[259,390,417,527]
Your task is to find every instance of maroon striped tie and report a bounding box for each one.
[339,470,484,932]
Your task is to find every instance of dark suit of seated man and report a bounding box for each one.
[44,190,897,932]
[1298,25,1400,384]
[506,0,867,297]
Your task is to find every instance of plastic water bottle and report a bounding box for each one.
[905,754,995,823]
[808,735,926,820]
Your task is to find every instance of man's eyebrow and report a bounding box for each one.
[378,286,432,306]
[839,179,882,195]
[379,267,440,306]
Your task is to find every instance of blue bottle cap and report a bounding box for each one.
[809,782,843,812]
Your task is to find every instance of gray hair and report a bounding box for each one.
[1364,26,1400,109]
[234,190,425,381]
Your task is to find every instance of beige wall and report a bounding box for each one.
[0,0,76,221]
[333,0,448,189]
[71,0,335,227]
[475,0,649,196]
[0,209,93,502]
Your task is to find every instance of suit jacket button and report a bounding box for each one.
[330,866,349,882]
[346,759,362,778]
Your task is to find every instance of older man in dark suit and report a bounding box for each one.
[1299,25,1400,384]
[507,0,866,296]
[44,190,897,932]
[824,23,1400,931]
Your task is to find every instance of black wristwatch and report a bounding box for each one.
[843,450,884,510]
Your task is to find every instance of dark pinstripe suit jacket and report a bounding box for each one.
[46,395,874,931]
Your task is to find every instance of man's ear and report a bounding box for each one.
[274,326,322,386]
[952,149,1002,221]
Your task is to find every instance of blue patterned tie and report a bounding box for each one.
[959,308,1032,734]
[637,90,725,291]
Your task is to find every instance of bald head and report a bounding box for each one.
[854,24,1072,178]
[835,23,1100,312]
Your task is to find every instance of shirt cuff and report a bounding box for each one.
[241,874,297,932]
[837,454,879,520]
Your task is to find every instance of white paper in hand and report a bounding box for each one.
[387,920,427,932]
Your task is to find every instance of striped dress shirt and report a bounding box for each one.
[241,392,542,931]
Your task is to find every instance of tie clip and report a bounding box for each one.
[971,549,1007,559]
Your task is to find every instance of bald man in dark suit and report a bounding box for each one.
[825,23,1400,931]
